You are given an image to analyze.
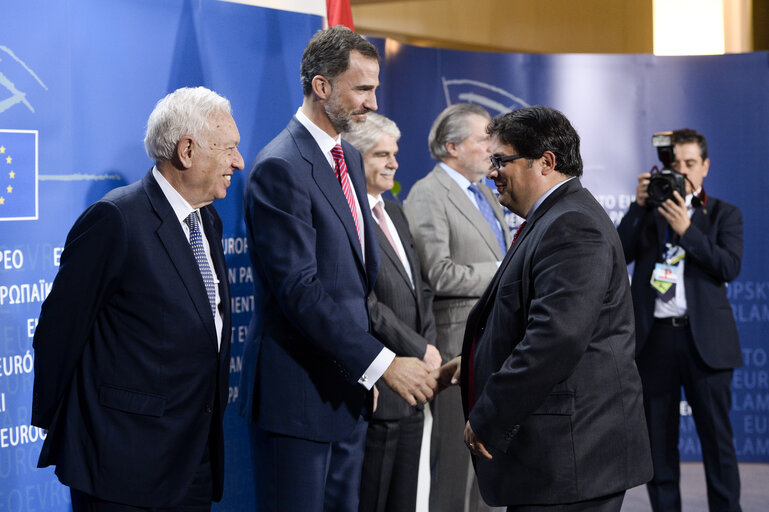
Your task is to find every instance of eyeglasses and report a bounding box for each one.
[489,154,525,171]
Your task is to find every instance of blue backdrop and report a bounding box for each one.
[0,1,767,510]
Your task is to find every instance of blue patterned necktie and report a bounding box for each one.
[185,212,217,318]
[468,183,506,254]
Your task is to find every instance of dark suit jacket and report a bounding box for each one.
[31,171,232,507]
[368,199,437,420]
[460,179,652,506]
[238,117,382,442]
[616,200,743,369]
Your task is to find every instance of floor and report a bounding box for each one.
[417,406,769,511]
[621,462,769,512]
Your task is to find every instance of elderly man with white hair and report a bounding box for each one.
[344,113,441,512]
[32,86,243,511]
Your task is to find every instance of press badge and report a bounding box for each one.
[650,244,685,301]
[664,244,686,266]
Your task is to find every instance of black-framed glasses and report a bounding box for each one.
[489,154,525,171]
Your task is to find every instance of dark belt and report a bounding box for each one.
[655,315,689,327]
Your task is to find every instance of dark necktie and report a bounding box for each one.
[468,183,506,254]
[331,144,362,246]
[185,212,217,318]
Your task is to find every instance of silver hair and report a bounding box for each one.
[144,87,232,162]
[427,103,490,161]
[342,113,401,155]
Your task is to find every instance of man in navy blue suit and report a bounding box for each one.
[238,26,437,512]
[618,128,743,512]
[31,87,243,511]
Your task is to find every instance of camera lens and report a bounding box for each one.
[647,170,685,207]
[648,176,673,206]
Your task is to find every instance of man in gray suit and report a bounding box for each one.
[404,103,511,512]
[345,113,441,512]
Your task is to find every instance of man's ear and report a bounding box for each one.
[540,150,556,175]
[445,141,459,159]
[311,75,332,101]
[176,136,194,169]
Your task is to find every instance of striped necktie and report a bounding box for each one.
[331,144,362,245]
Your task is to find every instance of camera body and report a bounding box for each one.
[647,132,685,208]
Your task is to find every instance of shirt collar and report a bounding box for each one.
[295,107,340,157]
[367,193,383,211]
[439,162,476,190]
[685,188,701,209]
[152,166,197,224]
[526,176,575,219]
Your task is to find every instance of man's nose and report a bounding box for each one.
[234,149,245,170]
[364,91,378,112]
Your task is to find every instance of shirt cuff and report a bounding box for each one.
[358,347,396,390]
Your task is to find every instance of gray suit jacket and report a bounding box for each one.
[368,199,437,420]
[404,165,511,359]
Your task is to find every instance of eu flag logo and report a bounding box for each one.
[0,129,37,221]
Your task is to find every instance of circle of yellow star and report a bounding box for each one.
[0,146,5,153]
[6,185,11,193]
[4,156,10,164]
[0,197,5,205]
[8,171,14,179]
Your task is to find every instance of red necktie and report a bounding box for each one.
[331,144,362,245]
[511,221,527,246]
[468,220,527,411]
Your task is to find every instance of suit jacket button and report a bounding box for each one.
[205,404,213,414]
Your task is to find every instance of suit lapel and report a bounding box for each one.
[435,167,504,259]
[142,172,217,343]
[474,178,582,322]
[654,210,669,257]
[290,120,366,271]
[378,201,417,294]
[201,205,230,353]
[344,138,380,291]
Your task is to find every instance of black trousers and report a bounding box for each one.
[637,320,741,512]
[359,410,424,512]
[69,445,213,512]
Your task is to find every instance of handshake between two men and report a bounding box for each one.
[380,356,486,457]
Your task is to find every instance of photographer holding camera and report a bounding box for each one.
[617,128,743,512]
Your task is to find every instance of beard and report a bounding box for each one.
[324,92,367,134]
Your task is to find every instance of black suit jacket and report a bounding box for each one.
[617,199,743,369]
[31,171,232,507]
[368,199,437,420]
[460,179,652,506]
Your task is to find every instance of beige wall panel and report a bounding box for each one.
[352,0,653,53]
